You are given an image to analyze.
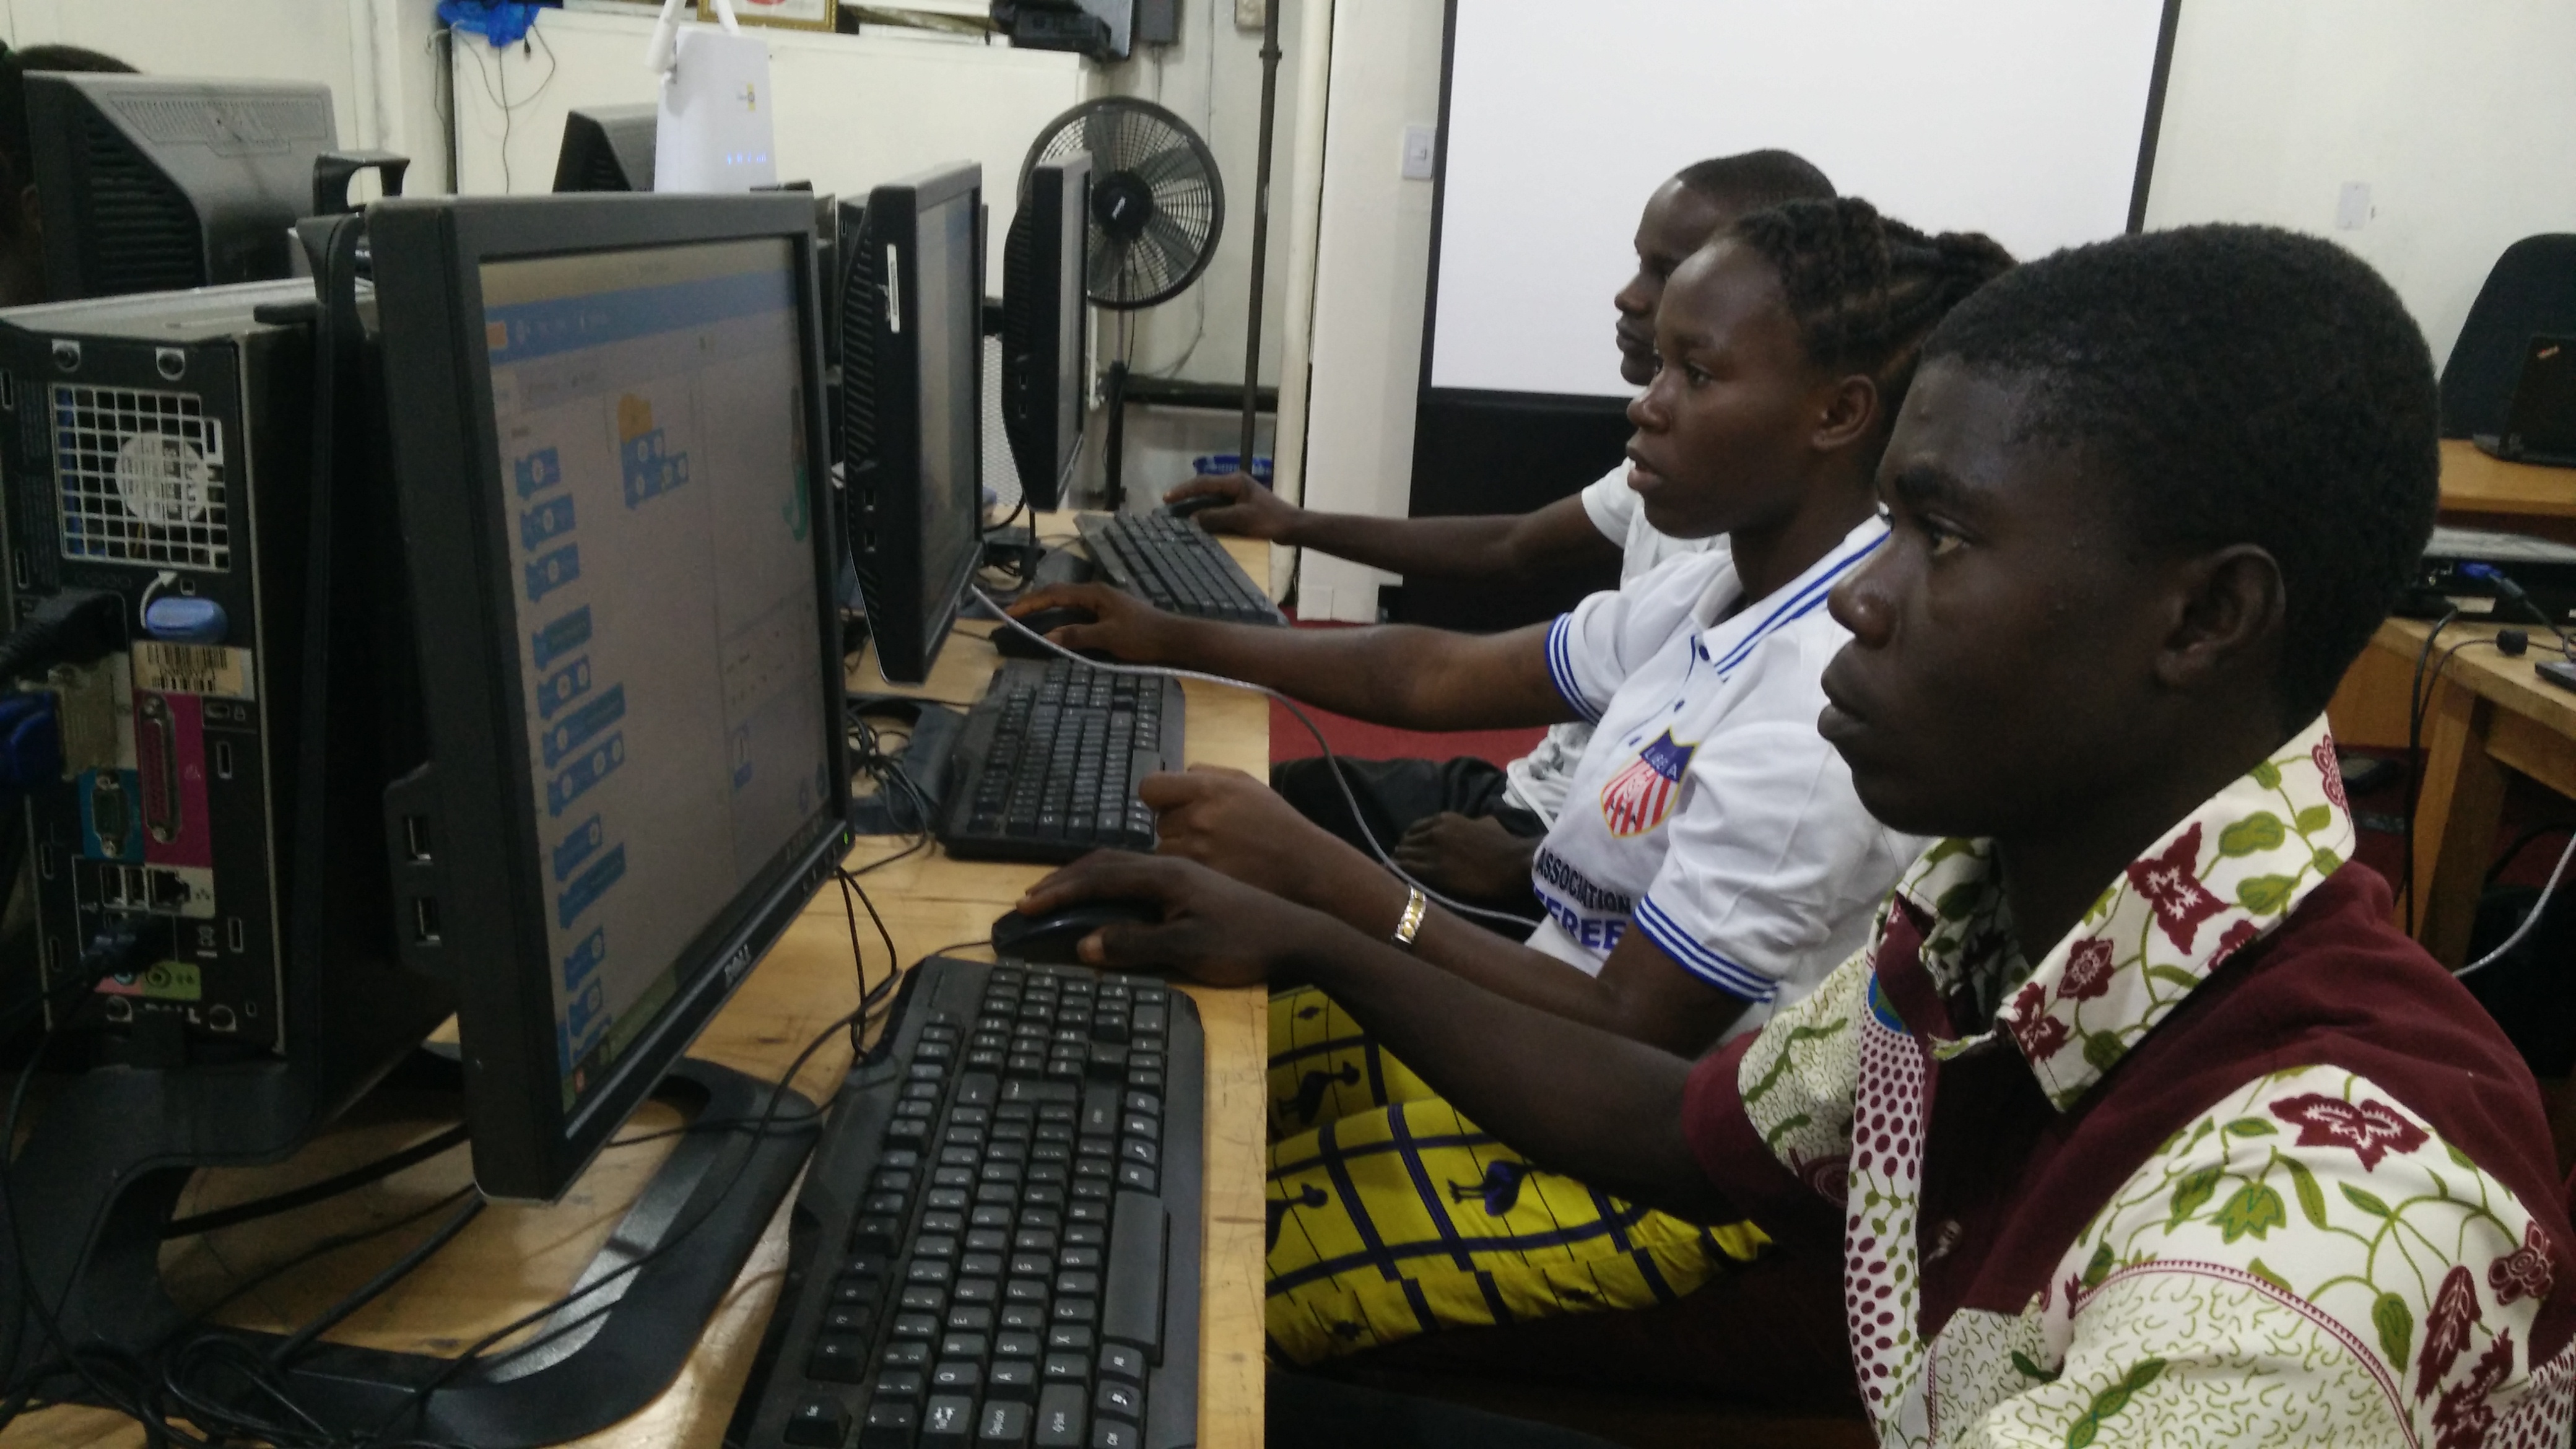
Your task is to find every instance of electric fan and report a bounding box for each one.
[1020,97,1224,310]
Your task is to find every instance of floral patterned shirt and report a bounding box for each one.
[1681,718,2576,1447]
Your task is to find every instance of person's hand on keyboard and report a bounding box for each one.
[1162,471,1298,539]
[1138,765,1370,907]
[1015,851,1339,986]
[1006,582,1179,663]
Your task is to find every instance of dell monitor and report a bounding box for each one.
[554,103,658,193]
[1001,153,1091,510]
[840,162,984,685]
[371,193,850,1203]
[23,72,336,302]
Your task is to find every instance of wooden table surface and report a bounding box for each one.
[20,525,1273,1448]
[2327,614,2576,967]
[2436,437,2576,542]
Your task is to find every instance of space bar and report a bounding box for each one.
[1103,1190,1167,1360]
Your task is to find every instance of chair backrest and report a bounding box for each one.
[2441,234,2576,439]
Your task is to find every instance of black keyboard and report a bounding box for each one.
[1076,513,1287,627]
[728,956,1204,1449]
[936,659,1186,864]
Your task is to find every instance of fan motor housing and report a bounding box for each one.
[1091,170,1157,243]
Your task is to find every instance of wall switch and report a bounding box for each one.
[2337,181,2373,231]
[1235,0,1265,28]
[1400,123,1437,180]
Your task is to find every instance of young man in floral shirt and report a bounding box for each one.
[1014,224,2576,1443]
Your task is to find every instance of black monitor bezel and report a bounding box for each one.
[1003,154,1091,511]
[371,193,850,1202]
[843,162,982,687]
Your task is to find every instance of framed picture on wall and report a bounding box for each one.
[697,0,837,32]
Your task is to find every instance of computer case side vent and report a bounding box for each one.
[837,204,879,476]
[70,110,205,297]
[51,382,232,572]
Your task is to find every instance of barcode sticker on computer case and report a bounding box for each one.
[134,642,253,700]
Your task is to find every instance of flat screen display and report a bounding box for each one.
[913,193,982,653]
[478,237,832,1113]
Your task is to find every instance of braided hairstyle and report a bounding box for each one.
[1726,198,2014,432]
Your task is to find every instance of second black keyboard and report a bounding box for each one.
[936,659,1186,863]
[1076,513,1287,627]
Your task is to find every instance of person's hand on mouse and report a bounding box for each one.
[1140,765,1381,909]
[1017,852,1345,986]
[1162,472,1300,541]
[1004,582,1179,663]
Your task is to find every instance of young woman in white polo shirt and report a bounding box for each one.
[1008,198,2013,1360]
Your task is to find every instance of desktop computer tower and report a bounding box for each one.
[0,280,447,1096]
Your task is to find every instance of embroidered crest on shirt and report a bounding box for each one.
[1598,730,1694,837]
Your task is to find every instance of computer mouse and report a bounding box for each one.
[993,605,1103,661]
[1163,491,1230,522]
[990,899,1164,965]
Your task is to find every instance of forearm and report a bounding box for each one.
[1148,617,1566,731]
[1286,512,1564,583]
[1307,855,1719,1053]
[1281,918,1729,1221]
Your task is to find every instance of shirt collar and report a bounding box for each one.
[1887,716,2357,1110]
[1692,516,1887,680]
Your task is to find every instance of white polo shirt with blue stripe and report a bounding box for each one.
[1526,515,1923,1040]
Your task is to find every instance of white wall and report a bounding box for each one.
[1289,0,1443,621]
[2144,0,2576,367]
[1092,0,1306,392]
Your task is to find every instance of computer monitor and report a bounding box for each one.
[22,72,336,302]
[1002,153,1091,510]
[372,193,850,1201]
[840,162,984,686]
[554,103,658,193]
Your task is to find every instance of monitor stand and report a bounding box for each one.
[5,1051,816,1448]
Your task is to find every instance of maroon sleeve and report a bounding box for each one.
[1682,1033,1838,1235]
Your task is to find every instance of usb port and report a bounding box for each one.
[411,897,442,946]
[212,740,233,780]
[402,814,432,862]
[225,916,245,954]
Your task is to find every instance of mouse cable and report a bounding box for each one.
[2454,829,2576,979]
[970,586,1543,932]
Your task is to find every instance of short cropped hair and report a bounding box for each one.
[1673,150,1836,214]
[1922,224,2440,726]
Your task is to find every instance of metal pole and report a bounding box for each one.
[1239,0,1282,470]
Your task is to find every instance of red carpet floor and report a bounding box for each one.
[1263,617,1546,769]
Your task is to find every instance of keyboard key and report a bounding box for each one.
[786,1395,852,1447]
[930,1359,982,1394]
[922,1395,976,1449]
[1088,1420,1138,1449]
[988,1357,1038,1402]
[876,1370,927,1401]
[977,1399,1033,1449]
[1094,1380,1143,1424]
[1097,1344,1145,1384]
[1033,1385,1087,1448]
[808,1333,871,1382]
[1042,1351,1090,1384]
[859,1401,916,1449]
[1103,1193,1167,1355]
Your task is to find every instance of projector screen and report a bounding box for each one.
[1427,0,2178,399]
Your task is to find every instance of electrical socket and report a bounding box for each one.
[1235,0,1265,28]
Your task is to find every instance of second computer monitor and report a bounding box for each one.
[24,72,336,302]
[372,193,849,1201]
[1002,154,1091,510]
[554,103,659,192]
[841,162,983,687]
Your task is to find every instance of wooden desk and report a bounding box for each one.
[2436,437,2576,543]
[23,526,1272,1448]
[2326,615,2576,968]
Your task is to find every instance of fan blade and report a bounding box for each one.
[1148,179,1214,233]
[1086,105,1126,172]
[1090,232,1135,302]
[1129,141,1201,191]
[1142,209,1200,277]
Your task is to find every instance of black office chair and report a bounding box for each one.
[2440,233,2576,438]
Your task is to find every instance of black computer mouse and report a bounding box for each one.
[992,605,1102,661]
[990,899,1164,965]
[1163,491,1230,522]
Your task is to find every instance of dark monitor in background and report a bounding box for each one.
[22,72,335,301]
[554,103,657,193]
[1001,152,1090,510]
[372,193,848,1202]
[840,162,983,686]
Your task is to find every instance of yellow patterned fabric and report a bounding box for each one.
[1262,985,1768,1364]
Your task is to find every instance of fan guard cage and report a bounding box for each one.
[1022,97,1224,311]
